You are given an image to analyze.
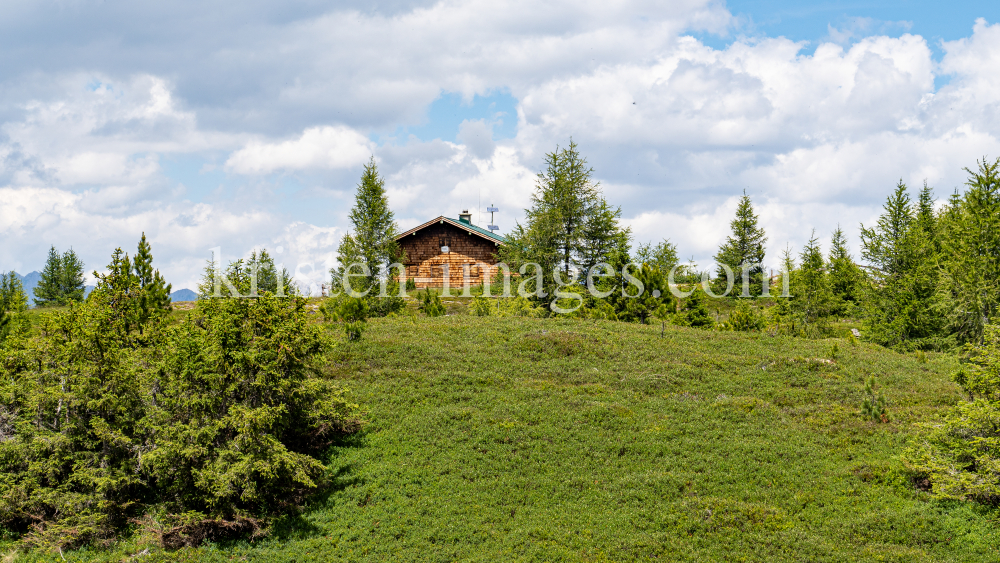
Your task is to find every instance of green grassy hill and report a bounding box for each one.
[23,314,999,562]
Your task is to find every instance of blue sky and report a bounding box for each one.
[0,0,998,292]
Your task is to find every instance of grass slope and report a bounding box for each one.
[22,315,1000,562]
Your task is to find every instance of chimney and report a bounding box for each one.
[459,209,472,224]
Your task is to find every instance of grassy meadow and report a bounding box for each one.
[11,302,1000,562]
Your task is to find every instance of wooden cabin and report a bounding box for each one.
[396,211,505,289]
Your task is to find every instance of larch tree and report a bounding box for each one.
[499,141,630,302]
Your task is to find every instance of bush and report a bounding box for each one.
[678,287,714,329]
[322,294,369,341]
[860,376,890,423]
[471,295,492,317]
[419,290,446,317]
[0,256,359,549]
[905,323,1000,503]
[725,300,765,332]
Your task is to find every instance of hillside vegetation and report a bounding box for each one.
[17,312,998,562]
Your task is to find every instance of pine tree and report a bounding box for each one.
[714,193,767,297]
[60,248,86,304]
[33,246,64,307]
[333,157,401,295]
[828,226,863,315]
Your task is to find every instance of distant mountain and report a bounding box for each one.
[11,271,94,307]
[170,289,198,302]
[15,271,42,302]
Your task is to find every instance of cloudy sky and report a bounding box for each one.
[1,0,997,293]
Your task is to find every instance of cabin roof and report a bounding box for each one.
[396,216,506,244]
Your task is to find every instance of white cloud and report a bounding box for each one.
[225,126,374,174]
[2,3,1000,288]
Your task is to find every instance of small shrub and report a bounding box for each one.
[905,324,1000,503]
[679,287,714,329]
[829,342,840,360]
[725,300,765,332]
[861,376,890,423]
[322,294,369,341]
[419,290,446,317]
[471,295,491,317]
[405,277,417,291]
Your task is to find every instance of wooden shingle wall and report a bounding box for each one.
[398,222,502,288]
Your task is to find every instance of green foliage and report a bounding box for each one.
[937,159,1000,345]
[634,239,679,273]
[0,271,29,313]
[725,299,765,332]
[332,158,402,296]
[679,286,714,328]
[828,225,864,315]
[323,294,369,341]
[499,140,631,303]
[471,295,492,317]
[714,193,767,297]
[860,376,890,423]
[789,231,834,335]
[198,249,295,299]
[405,277,417,291]
[0,247,358,550]
[906,323,1000,503]
[130,233,173,329]
[143,294,359,524]
[614,263,674,324]
[418,290,446,317]
[860,180,943,350]
[33,245,86,307]
[246,249,295,296]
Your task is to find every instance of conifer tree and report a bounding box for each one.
[828,226,863,315]
[634,239,679,273]
[791,231,833,333]
[500,141,630,302]
[60,248,86,303]
[714,193,767,297]
[860,180,941,349]
[133,233,173,317]
[937,160,1000,344]
[333,157,402,294]
[0,272,28,313]
[33,246,63,307]
[768,245,796,331]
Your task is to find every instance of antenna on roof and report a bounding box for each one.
[487,205,499,232]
